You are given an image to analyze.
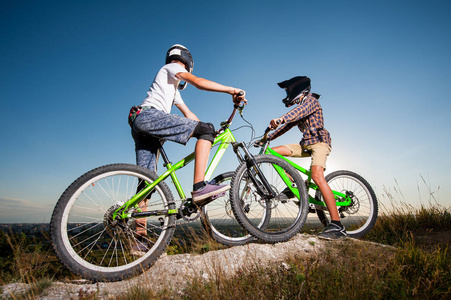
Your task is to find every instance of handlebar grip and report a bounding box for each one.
[264,127,271,134]
[234,91,245,109]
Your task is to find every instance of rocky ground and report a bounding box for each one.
[1,234,391,299]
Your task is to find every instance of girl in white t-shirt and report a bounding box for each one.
[130,44,246,206]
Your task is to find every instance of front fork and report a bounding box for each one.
[232,142,277,199]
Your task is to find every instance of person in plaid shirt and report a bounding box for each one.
[267,76,347,240]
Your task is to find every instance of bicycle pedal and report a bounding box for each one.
[211,191,226,199]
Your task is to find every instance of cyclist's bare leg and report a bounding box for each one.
[192,139,230,203]
[194,139,212,184]
[271,146,297,184]
[135,199,148,238]
[272,145,293,156]
[311,165,340,221]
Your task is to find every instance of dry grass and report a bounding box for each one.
[112,200,450,300]
[1,195,450,299]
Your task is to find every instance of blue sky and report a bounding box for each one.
[1,0,450,223]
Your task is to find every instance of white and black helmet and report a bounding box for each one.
[165,44,193,90]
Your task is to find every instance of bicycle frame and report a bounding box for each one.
[113,107,246,221]
[262,146,352,208]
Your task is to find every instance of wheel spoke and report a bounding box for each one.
[316,171,378,238]
[230,155,309,243]
[51,164,176,281]
[200,172,254,246]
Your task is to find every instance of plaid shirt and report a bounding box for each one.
[267,94,332,147]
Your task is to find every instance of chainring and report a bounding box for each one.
[178,198,201,222]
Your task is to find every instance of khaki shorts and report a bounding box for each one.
[284,143,331,169]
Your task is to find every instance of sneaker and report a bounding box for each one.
[130,242,148,257]
[317,223,347,240]
[191,183,230,206]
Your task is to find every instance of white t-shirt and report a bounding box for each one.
[140,63,188,113]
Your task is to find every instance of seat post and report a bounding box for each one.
[157,142,172,167]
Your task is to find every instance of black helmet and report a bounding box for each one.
[165,44,193,90]
[278,76,311,107]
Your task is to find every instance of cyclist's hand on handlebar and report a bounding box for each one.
[232,89,247,106]
[269,117,284,129]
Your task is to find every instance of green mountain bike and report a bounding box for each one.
[50,104,308,282]
[229,127,378,243]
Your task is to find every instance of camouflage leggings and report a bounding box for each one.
[131,108,198,172]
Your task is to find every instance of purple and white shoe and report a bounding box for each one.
[191,183,230,206]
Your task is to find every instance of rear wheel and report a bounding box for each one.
[315,170,378,238]
[50,164,175,282]
[200,172,255,246]
[230,155,309,243]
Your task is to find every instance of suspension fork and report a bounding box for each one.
[232,142,276,199]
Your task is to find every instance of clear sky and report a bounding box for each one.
[1,0,450,223]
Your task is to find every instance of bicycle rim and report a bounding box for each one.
[316,170,378,238]
[51,164,175,281]
[201,172,254,246]
[231,155,308,243]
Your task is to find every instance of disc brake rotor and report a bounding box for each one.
[341,191,360,214]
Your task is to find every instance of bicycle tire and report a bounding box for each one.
[200,172,256,246]
[230,155,309,243]
[50,163,176,282]
[315,170,378,238]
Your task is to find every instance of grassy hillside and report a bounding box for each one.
[1,203,450,299]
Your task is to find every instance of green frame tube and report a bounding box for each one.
[115,128,236,219]
[264,147,351,207]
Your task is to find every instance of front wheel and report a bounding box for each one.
[200,172,255,246]
[230,155,309,243]
[50,164,176,282]
[315,170,378,238]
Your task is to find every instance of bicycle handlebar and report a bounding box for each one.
[233,91,245,108]
[218,91,246,133]
[260,117,282,142]
[255,121,281,148]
